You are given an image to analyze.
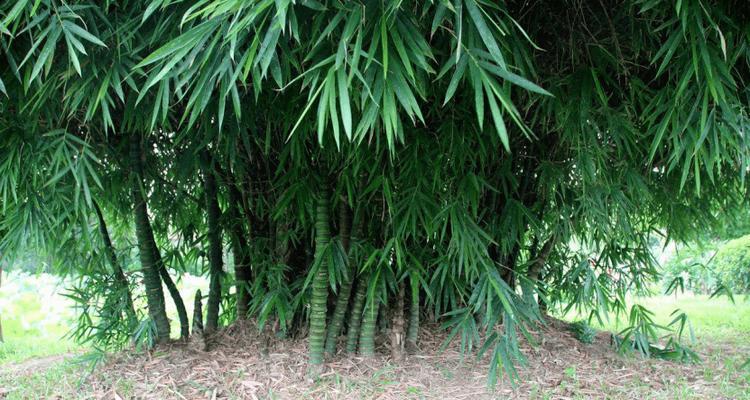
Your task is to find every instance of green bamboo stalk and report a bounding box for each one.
[202,151,224,332]
[405,283,419,353]
[135,140,189,339]
[525,234,556,300]
[324,204,353,356]
[212,164,252,319]
[155,249,190,339]
[228,194,252,319]
[345,279,367,353]
[92,199,137,328]
[227,179,251,319]
[308,188,331,372]
[359,294,379,357]
[390,282,406,360]
[130,134,171,343]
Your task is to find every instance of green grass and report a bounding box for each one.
[554,293,750,400]
[632,294,750,340]
[0,270,210,365]
[0,356,138,400]
[559,293,750,342]
[0,271,80,364]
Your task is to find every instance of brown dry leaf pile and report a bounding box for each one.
[79,317,747,400]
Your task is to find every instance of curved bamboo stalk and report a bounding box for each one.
[130,134,171,343]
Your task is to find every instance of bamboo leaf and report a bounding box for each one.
[483,79,509,151]
[62,21,106,47]
[465,0,505,69]
[337,67,352,140]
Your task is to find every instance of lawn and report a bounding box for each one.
[624,294,750,342]
[0,270,209,365]
[0,271,80,364]
[559,293,750,343]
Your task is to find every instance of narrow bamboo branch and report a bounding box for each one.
[92,199,137,327]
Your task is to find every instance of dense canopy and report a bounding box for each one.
[0,0,748,382]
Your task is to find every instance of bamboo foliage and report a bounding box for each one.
[0,0,748,384]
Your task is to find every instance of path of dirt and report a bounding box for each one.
[0,353,78,399]
[0,353,75,376]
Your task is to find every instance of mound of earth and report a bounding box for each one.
[79,317,739,399]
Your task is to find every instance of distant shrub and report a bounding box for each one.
[661,246,717,295]
[712,235,750,294]
[662,235,750,295]
[2,252,51,274]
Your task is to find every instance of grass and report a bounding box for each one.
[632,294,750,341]
[0,356,139,400]
[559,293,750,343]
[0,270,210,366]
[0,271,80,364]
[1,362,82,399]
[553,293,750,400]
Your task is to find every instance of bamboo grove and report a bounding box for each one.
[1,0,749,382]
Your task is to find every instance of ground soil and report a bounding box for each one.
[61,316,748,399]
[1,353,76,376]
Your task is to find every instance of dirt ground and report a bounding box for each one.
[1,354,77,376]
[63,317,748,399]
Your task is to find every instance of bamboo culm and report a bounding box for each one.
[324,204,354,356]
[358,292,379,357]
[405,283,419,353]
[308,188,331,372]
[202,151,224,333]
[345,279,367,354]
[130,134,171,343]
[92,199,137,327]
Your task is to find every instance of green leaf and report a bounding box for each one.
[380,16,389,79]
[337,67,352,140]
[444,53,468,105]
[136,21,216,68]
[390,28,414,82]
[478,60,551,96]
[483,79,509,151]
[465,0,505,69]
[30,23,61,82]
[1,0,30,28]
[62,21,106,47]
[256,25,281,77]
[65,35,82,75]
[288,80,325,141]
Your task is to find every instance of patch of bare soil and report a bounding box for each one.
[83,318,748,399]
[0,353,76,376]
